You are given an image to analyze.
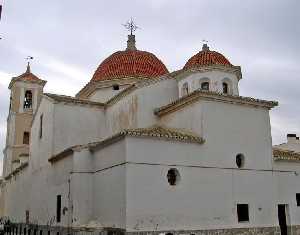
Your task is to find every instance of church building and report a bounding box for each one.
[1,32,300,235]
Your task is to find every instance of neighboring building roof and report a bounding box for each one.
[9,63,47,89]
[184,44,233,70]
[273,148,300,162]
[91,35,168,82]
[154,90,278,117]
[49,125,205,164]
[44,93,106,108]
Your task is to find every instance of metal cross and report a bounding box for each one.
[25,56,34,61]
[123,18,139,35]
[202,39,208,44]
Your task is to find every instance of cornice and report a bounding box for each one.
[171,65,242,81]
[154,90,278,117]
[49,125,205,164]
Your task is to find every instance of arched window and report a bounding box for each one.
[201,82,209,91]
[221,78,233,95]
[23,132,30,145]
[24,90,33,109]
[182,82,189,96]
[223,82,229,94]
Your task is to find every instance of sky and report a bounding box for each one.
[0,0,299,175]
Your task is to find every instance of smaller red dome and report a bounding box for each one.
[184,44,232,70]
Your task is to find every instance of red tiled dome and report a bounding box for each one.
[91,49,168,82]
[184,44,232,69]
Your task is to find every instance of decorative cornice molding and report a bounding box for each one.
[9,75,47,89]
[105,75,173,107]
[44,93,106,109]
[76,77,146,99]
[273,148,300,162]
[90,125,205,152]
[154,90,278,117]
[170,65,242,81]
[49,125,205,164]
[4,162,29,181]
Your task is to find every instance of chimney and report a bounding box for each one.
[287,133,299,143]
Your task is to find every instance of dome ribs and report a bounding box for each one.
[91,50,168,81]
[184,50,232,69]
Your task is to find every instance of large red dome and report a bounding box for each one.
[184,44,232,70]
[91,49,168,82]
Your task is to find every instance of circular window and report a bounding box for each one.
[236,154,245,168]
[167,168,181,186]
[112,84,120,90]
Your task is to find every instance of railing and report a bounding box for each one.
[3,223,125,235]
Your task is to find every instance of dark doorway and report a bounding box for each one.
[278,204,288,235]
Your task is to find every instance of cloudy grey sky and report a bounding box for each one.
[0,0,299,175]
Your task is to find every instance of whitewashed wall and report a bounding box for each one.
[177,71,239,96]
[89,85,131,103]
[53,103,106,155]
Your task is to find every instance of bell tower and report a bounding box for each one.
[2,64,46,176]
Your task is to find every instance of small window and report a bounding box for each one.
[40,231,43,235]
[23,132,30,145]
[201,82,209,91]
[296,194,300,206]
[167,168,180,186]
[223,82,228,94]
[56,195,61,223]
[24,90,33,109]
[39,115,43,139]
[112,84,120,90]
[26,210,30,224]
[9,95,12,111]
[24,228,27,235]
[182,82,189,96]
[236,154,245,168]
[237,204,249,222]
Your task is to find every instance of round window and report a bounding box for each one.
[167,168,181,186]
[236,154,245,168]
[112,84,120,90]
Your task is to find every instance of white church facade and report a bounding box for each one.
[1,34,300,235]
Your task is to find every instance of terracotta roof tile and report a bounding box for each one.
[184,46,233,69]
[91,50,169,82]
[273,148,300,162]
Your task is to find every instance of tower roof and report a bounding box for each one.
[9,63,47,89]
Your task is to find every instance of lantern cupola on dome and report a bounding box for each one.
[178,43,242,97]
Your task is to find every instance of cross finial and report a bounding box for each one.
[25,56,34,73]
[123,18,139,35]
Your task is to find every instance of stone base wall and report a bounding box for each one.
[6,225,300,235]
[128,227,282,235]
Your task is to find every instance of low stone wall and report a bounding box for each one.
[4,224,124,235]
[6,225,300,235]
[127,227,282,235]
